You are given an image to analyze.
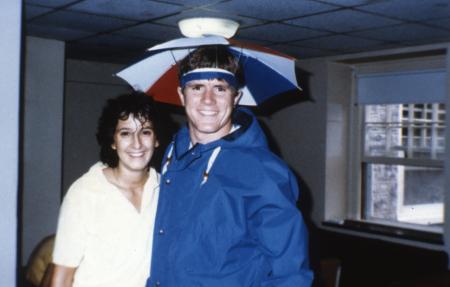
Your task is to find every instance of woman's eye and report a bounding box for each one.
[142,129,153,136]
[119,131,130,137]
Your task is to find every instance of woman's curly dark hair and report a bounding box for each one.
[96,92,164,168]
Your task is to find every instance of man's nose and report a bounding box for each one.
[201,87,215,104]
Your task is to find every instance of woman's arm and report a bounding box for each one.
[48,264,76,287]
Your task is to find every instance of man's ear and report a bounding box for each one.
[177,87,185,106]
[234,90,243,106]
[155,139,160,148]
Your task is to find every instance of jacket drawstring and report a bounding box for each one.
[200,146,221,186]
[161,142,221,186]
[161,142,174,176]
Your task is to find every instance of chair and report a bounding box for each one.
[318,258,342,287]
[25,235,55,287]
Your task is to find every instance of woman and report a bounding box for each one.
[50,92,161,287]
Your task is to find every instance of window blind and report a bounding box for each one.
[356,69,446,104]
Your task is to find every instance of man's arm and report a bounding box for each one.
[248,167,313,287]
[48,264,76,287]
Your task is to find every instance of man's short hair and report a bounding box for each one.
[178,45,244,88]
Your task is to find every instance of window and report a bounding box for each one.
[354,65,447,234]
[362,104,445,229]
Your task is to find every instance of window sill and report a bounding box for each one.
[322,219,444,245]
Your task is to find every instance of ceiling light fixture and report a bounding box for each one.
[178,17,239,38]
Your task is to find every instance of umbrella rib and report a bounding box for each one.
[169,50,177,65]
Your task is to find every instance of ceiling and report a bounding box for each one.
[25,0,450,64]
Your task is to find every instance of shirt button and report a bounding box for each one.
[159,228,165,235]
[165,178,171,184]
[155,281,161,286]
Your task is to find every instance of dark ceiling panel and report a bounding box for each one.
[155,0,225,6]
[426,17,450,30]
[154,8,263,28]
[26,24,94,41]
[349,23,450,44]
[269,43,335,59]
[320,0,389,7]
[25,0,81,8]
[286,9,402,33]
[237,23,330,42]
[23,0,450,62]
[293,34,387,52]
[67,0,182,21]
[208,0,339,21]
[30,10,136,33]
[25,4,53,20]
[357,0,450,21]
[115,23,182,40]
[77,33,154,49]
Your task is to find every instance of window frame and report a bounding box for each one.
[349,56,446,236]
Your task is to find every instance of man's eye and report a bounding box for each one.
[215,86,227,92]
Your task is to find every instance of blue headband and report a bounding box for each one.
[180,68,238,89]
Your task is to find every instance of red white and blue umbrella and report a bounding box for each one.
[116,36,300,106]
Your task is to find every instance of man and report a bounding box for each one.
[147,46,313,287]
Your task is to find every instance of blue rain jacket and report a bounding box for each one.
[147,108,313,287]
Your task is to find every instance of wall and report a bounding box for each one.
[260,59,328,226]
[22,36,65,264]
[63,59,130,193]
[0,1,21,286]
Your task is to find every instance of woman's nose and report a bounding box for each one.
[132,133,142,148]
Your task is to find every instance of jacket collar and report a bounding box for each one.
[173,108,254,160]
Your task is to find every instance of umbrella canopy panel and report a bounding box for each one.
[116,36,301,106]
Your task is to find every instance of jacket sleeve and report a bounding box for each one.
[246,164,313,287]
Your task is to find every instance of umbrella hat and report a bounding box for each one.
[116,36,301,106]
